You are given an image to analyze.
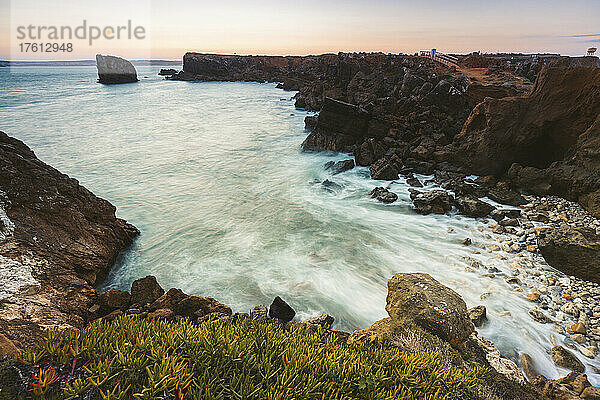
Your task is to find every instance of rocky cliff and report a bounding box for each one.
[0,131,138,346]
[96,54,138,84]
[453,66,600,212]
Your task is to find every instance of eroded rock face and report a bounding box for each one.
[0,131,138,346]
[453,67,600,213]
[385,273,474,347]
[96,54,138,84]
[538,226,600,282]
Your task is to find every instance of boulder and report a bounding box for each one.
[268,296,295,322]
[409,189,453,215]
[454,195,495,218]
[149,288,188,311]
[130,276,165,306]
[96,54,138,84]
[551,346,585,373]
[369,187,398,203]
[325,159,355,175]
[487,186,527,206]
[173,295,232,318]
[538,226,600,282]
[370,158,399,180]
[468,305,487,327]
[385,273,474,347]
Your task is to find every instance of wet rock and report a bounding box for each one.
[405,175,423,188]
[269,296,296,322]
[409,189,453,215]
[499,218,519,227]
[529,308,553,324]
[462,238,472,246]
[304,314,335,328]
[505,276,522,285]
[538,226,600,283]
[520,353,539,381]
[131,276,165,306]
[385,273,474,347]
[321,179,342,192]
[551,346,585,372]
[490,209,521,223]
[325,159,355,175]
[473,335,524,383]
[370,157,399,180]
[370,187,398,203]
[454,195,495,218]
[468,305,487,327]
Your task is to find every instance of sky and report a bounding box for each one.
[1,0,599,60]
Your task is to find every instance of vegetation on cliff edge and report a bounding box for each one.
[0,314,488,399]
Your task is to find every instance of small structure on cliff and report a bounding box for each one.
[588,47,597,57]
[96,54,138,84]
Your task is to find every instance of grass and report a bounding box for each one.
[2,314,489,399]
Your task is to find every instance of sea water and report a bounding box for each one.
[1,65,597,383]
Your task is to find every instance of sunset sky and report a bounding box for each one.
[1,0,599,60]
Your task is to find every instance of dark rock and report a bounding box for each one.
[370,157,399,180]
[302,98,372,152]
[131,276,165,306]
[551,346,585,373]
[158,68,177,76]
[321,179,342,192]
[385,273,474,347]
[173,294,232,318]
[462,238,472,246]
[325,159,355,175]
[580,189,600,218]
[150,288,188,311]
[468,305,487,327]
[406,175,423,187]
[369,187,398,203]
[454,195,495,218]
[409,189,453,215]
[101,309,123,322]
[487,186,527,206]
[97,289,130,311]
[538,226,600,282]
[499,218,519,227]
[0,333,19,357]
[490,209,521,222]
[269,296,296,322]
[582,386,600,399]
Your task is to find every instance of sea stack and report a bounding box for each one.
[96,54,138,84]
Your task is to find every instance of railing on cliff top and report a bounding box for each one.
[419,51,459,68]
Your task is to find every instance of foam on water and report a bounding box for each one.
[0,65,598,383]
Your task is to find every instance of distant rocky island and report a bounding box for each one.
[1,51,599,399]
[95,54,138,84]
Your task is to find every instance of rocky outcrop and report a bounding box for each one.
[385,273,474,348]
[96,54,138,84]
[369,187,398,203]
[0,131,139,346]
[158,68,177,76]
[537,226,600,282]
[409,189,453,215]
[453,67,600,214]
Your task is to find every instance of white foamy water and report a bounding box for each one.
[0,65,597,383]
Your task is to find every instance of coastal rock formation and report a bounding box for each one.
[0,131,138,345]
[385,273,474,347]
[96,54,138,84]
[537,226,600,282]
[453,67,600,214]
[409,189,453,215]
[369,187,398,203]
